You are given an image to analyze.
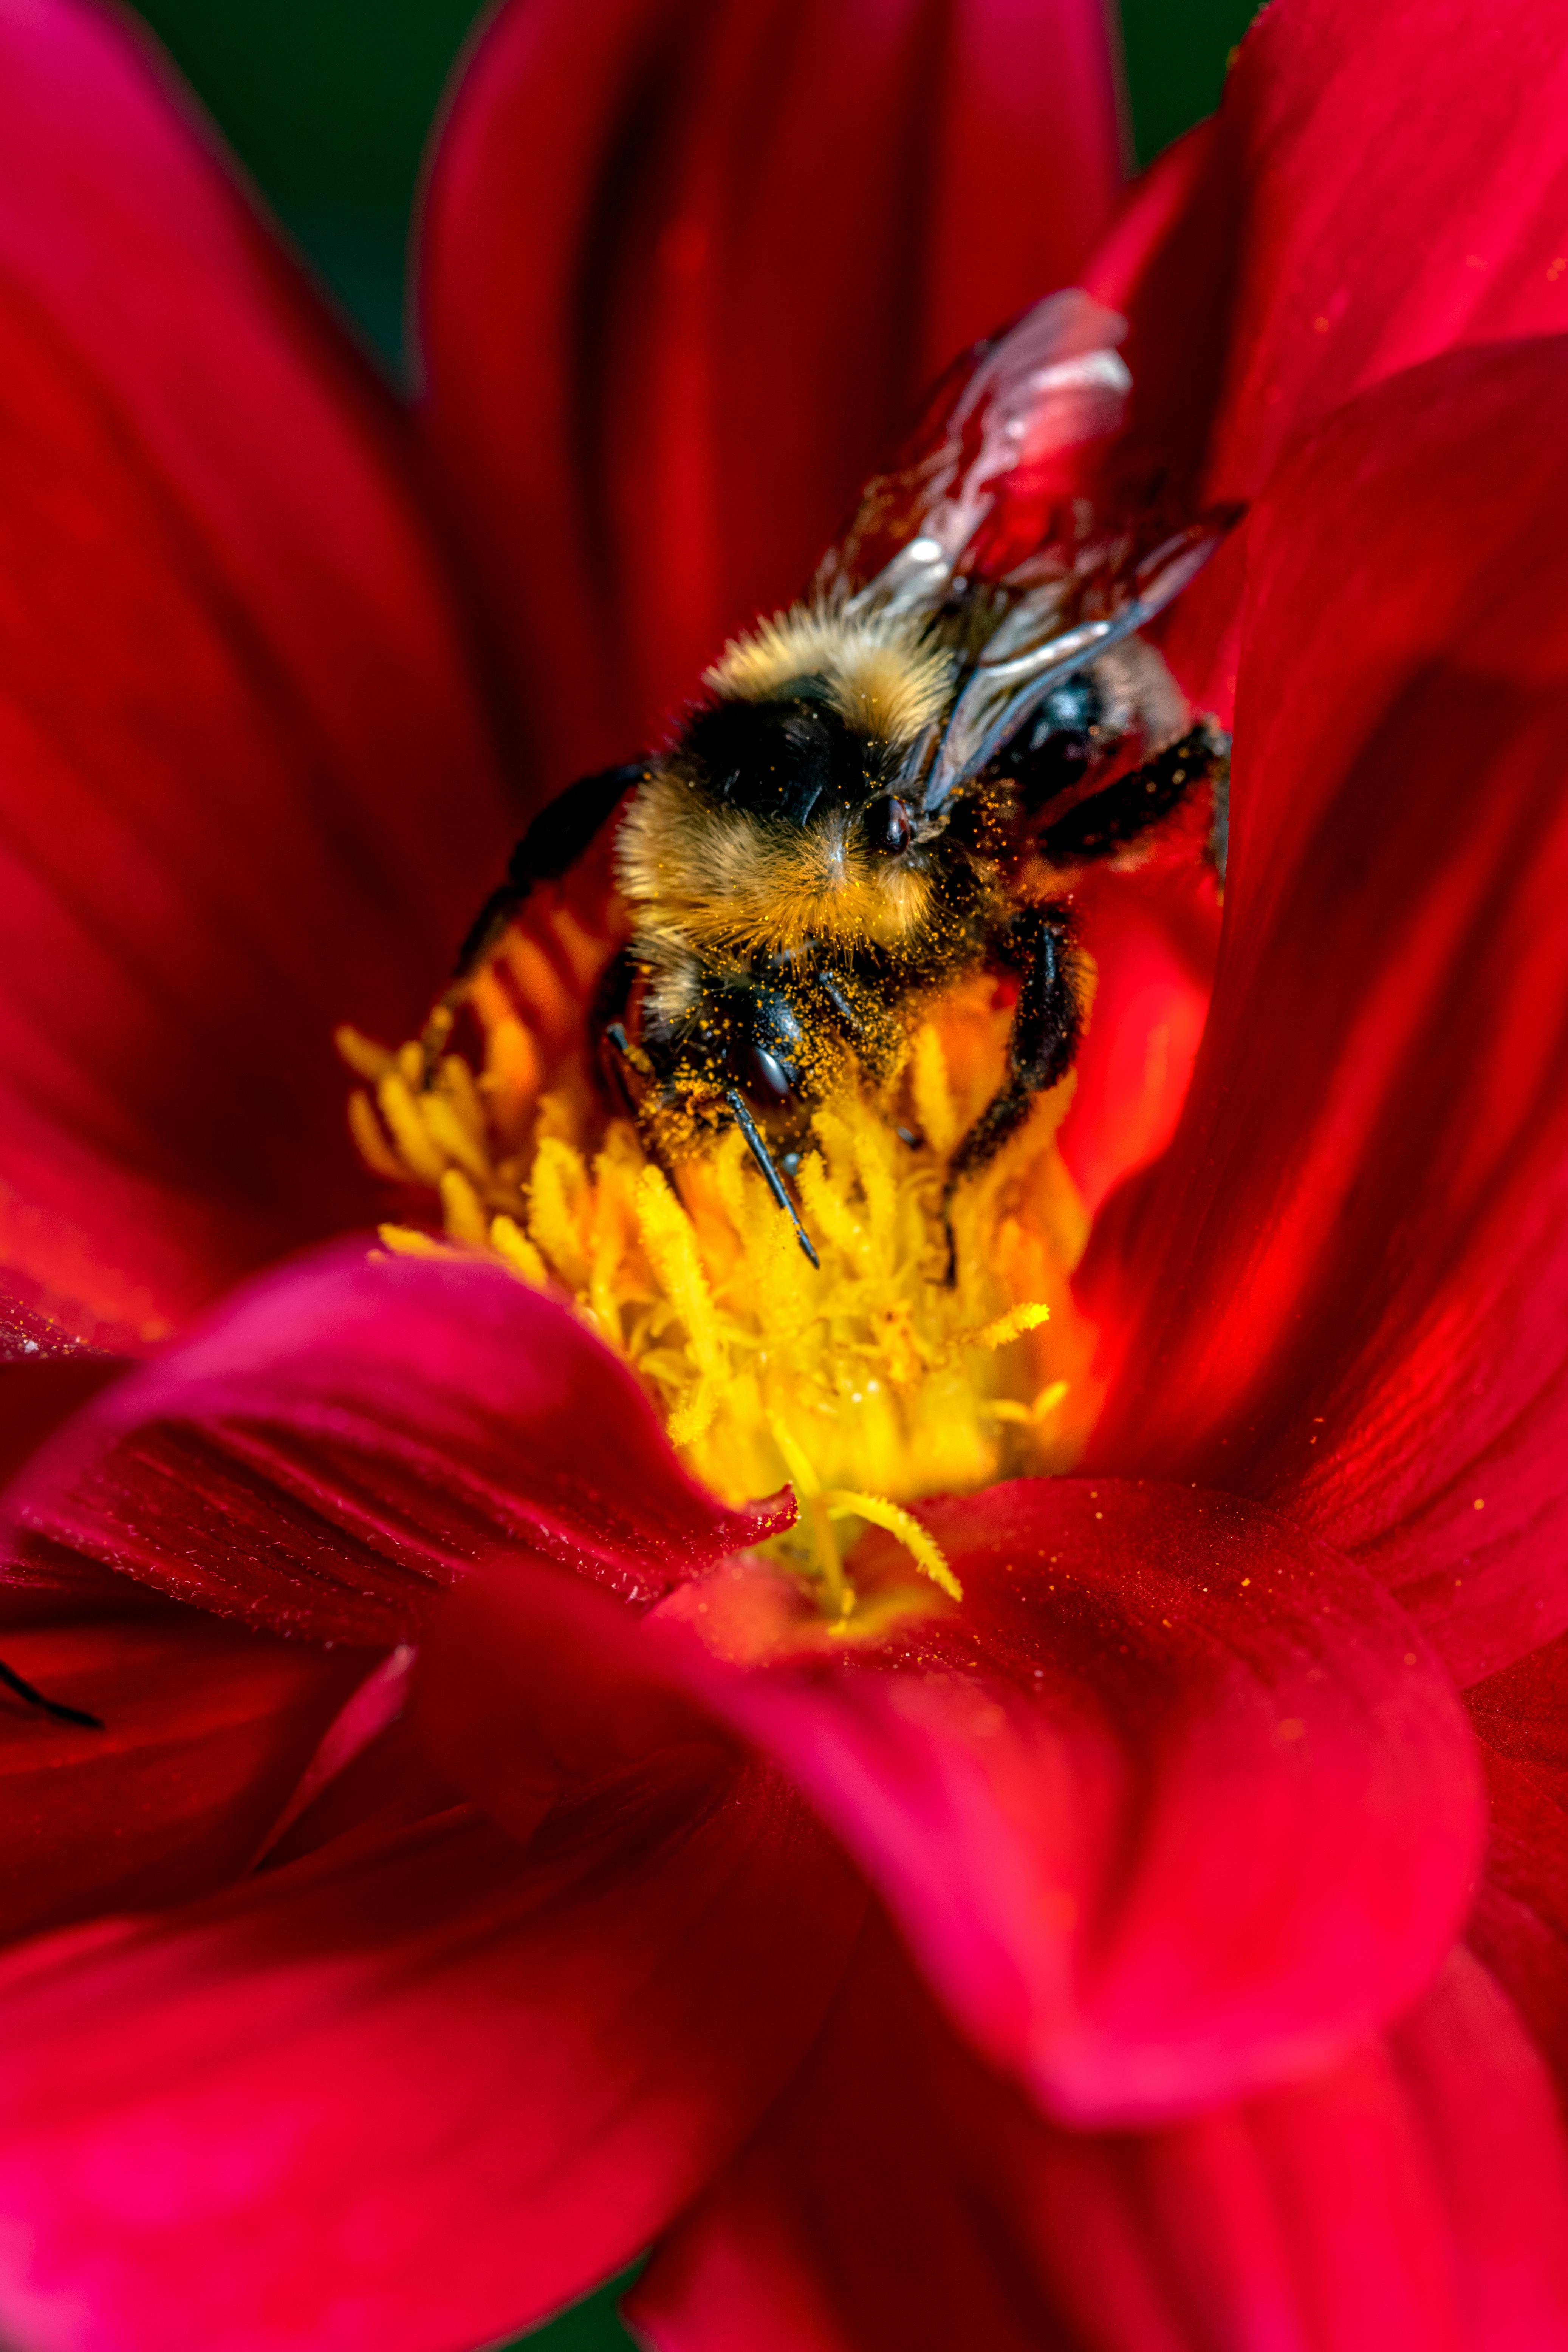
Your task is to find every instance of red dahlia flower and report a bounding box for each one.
[2,2,1568,2350]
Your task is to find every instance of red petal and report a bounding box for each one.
[0,1309,125,1491]
[0,1614,373,1948]
[1090,0,1568,720]
[1057,862,1220,1219]
[0,1245,791,1644]
[1084,341,1568,1687]
[631,1923,1568,2352]
[417,0,1123,794]
[420,1481,1481,2124]
[0,1764,862,2352]
[0,0,514,1346]
[1211,0,1568,483]
[1466,1632,1568,2101]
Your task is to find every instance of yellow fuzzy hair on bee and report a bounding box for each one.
[617,769,933,956]
[705,601,950,745]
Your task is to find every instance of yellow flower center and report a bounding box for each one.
[339,882,1097,1624]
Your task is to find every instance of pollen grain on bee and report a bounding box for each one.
[343,905,1099,1629]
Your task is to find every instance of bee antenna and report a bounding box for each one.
[723,1091,820,1268]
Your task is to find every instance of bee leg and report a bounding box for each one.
[724,1090,820,1269]
[420,760,645,1078]
[0,1656,102,1731]
[1038,721,1228,866]
[814,970,864,1046]
[941,903,1080,1283]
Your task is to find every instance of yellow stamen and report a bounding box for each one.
[341,926,1099,1628]
[336,1024,395,1084]
[489,1213,549,1287]
[825,1491,961,1602]
[767,1410,821,1499]
[439,1168,491,1250]
[527,1137,592,1291]
[910,1022,960,1156]
[423,1091,491,1186]
[347,1088,408,1183]
[972,1302,1053,1353]
[634,1167,723,1377]
[375,1071,447,1186]
[378,1222,455,1260]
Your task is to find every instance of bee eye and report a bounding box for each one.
[864,794,913,854]
[727,1035,799,1107]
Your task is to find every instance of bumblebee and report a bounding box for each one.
[432,290,1232,1268]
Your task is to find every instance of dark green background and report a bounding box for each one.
[122,0,1254,2340]
[131,0,1257,376]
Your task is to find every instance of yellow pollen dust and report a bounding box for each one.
[339,886,1096,1626]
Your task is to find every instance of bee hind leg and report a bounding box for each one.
[0,1656,102,1731]
[941,903,1080,1284]
[1039,720,1228,867]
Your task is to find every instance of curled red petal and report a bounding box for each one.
[420,1479,1482,2124]
[417,0,1123,795]
[631,1926,1568,2352]
[1090,0,1568,719]
[0,1245,791,1644]
[1084,340,1568,1687]
[0,0,514,1345]
[0,1765,862,2352]
[1465,1631,1568,2103]
[0,1613,373,1948]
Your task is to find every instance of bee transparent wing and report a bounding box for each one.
[821,288,1133,621]
[920,520,1230,805]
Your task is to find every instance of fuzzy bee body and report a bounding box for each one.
[434,290,1233,1267]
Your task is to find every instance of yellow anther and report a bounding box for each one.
[528,1136,591,1290]
[440,1168,491,1250]
[375,1071,448,1185]
[490,1214,549,1287]
[796,1147,870,1267]
[396,1040,425,1088]
[872,1300,926,1388]
[585,1167,634,1345]
[668,1378,718,1448]
[378,1223,454,1259]
[478,1014,542,1139]
[423,1091,492,1185]
[335,1025,394,1084]
[851,1120,899,1263]
[911,1023,960,1156]
[972,1302,1052,1352]
[437,1055,489,1148]
[806,1492,848,1616]
[826,1490,962,1602]
[634,1167,722,1376]
[347,1089,407,1183]
[768,1410,821,1499]
[1032,1378,1070,1420]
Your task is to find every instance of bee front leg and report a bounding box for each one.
[420,760,645,1076]
[940,902,1080,1281]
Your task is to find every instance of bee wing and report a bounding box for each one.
[819,289,1133,620]
[919,520,1231,806]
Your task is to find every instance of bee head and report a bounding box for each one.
[678,686,892,829]
[616,605,949,954]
